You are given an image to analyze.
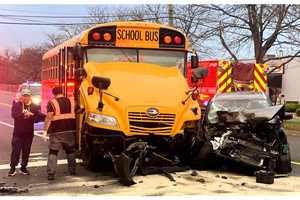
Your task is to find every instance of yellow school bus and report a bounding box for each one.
[42,21,205,184]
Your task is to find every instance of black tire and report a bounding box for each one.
[275,130,292,174]
[192,141,213,169]
[80,134,101,172]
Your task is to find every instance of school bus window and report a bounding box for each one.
[87,48,137,63]
[139,50,185,69]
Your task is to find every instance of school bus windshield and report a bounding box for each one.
[87,48,185,70]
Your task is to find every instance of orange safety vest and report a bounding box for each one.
[50,97,75,121]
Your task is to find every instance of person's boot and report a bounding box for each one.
[47,153,57,177]
[20,166,30,175]
[67,153,76,175]
[47,173,55,181]
[8,167,16,176]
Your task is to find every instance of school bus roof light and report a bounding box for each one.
[174,36,182,45]
[163,35,172,44]
[92,32,101,41]
[103,32,112,41]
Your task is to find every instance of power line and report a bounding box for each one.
[0,21,94,26]
[0,13,170,19]
[0,16,171,26]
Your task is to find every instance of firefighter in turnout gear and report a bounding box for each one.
[43,87,76,180]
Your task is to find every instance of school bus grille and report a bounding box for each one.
[128,112,175,134]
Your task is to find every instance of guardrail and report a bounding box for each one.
[0,84,18,93]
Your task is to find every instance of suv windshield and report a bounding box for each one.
[208,98,270,124]
[87,48,185,72]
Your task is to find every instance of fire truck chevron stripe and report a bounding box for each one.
[254,70,266,87]
[218,75,230,90]
[254,67,267,83]
[253,64,267,92]
[254,78,265,92]
[217,72,228,86]
[217,68,228,80]
[254,75,266,92]
[255,64,264,74]
[217,62,232,93]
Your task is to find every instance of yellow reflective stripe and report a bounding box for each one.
[219,82,227,92]
[217,72,228,86]
[254,71,265,87]
[52,113,75,121]
[255,64,264,74]
[51,97,75,121]
[254,81,262,92]
[223,63,228,70]
[217,64,232,93]
[254,71,266,90]
[51,99,61,115]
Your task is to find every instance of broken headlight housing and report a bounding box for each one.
[88,113,119,128]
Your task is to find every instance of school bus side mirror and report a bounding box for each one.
[192,67,208,81]
[191,51,199,69]
[92,76,111,90]
[73,44,82,60]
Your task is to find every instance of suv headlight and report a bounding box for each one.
[88,113,119,128]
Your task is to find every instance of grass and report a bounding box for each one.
[284,118,300,132]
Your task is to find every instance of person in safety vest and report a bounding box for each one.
[43,86,76,180]
[8,88,45,176]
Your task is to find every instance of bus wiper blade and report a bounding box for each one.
[182,87,197,105]
[103,92,120,101]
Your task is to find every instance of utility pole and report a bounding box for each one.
[168,4,174,27]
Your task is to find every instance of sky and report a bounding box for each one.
[0,3,296,59]
[0,5,93,54]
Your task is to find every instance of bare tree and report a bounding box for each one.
[44,4,300,65]
[197,4,300,64]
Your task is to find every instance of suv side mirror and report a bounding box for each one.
[73,43,82,60]
[283,112,293,120]
[192,67,208,81]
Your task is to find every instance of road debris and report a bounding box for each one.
[255,170,274,184]
[221,175,228,179]
[159,169,175,182]
[0,186,29,194]
[197,178,206,183]
[191,170,198,176]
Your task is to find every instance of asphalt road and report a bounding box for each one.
[0,91,300,195]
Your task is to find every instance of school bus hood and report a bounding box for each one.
[84,62,189,107]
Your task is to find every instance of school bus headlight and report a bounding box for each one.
[88,113,119,128]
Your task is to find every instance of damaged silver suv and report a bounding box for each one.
[199,91,292,175]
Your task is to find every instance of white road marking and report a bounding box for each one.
[0,120,14,128]
[291,161,300,166]
[0,159,82,170]
[30,153,43,156]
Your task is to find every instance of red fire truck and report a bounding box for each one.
[187,60,268,108]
